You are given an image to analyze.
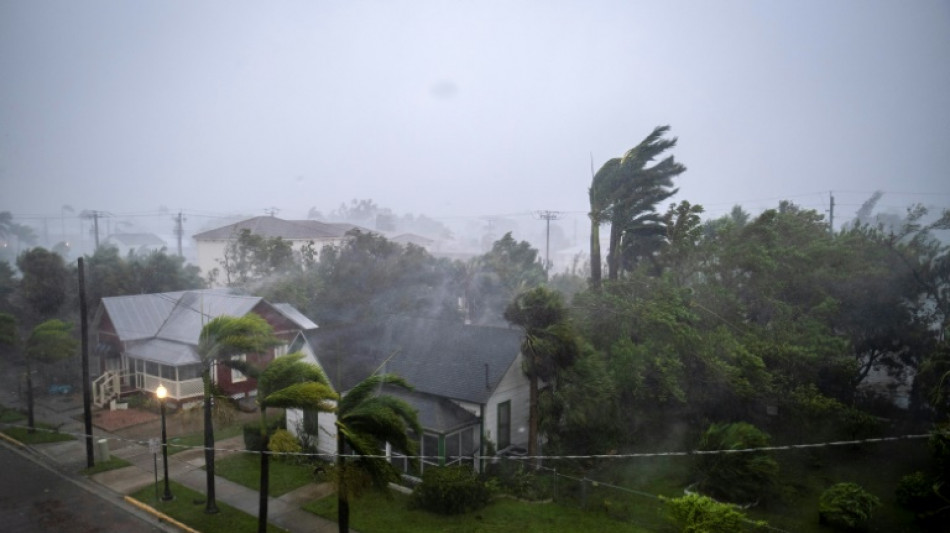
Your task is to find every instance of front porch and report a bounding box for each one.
[93,359,204,407]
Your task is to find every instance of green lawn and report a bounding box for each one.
[166,423,245,455]
[2,422,74,444]
[131,480,288,533]
[0,405,26,423]
[304,490,654,533]
[83,456,132,475]
[212,452,317,497]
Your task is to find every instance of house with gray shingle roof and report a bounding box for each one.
[287,317,529,474]
[92,289,317,407]
[192,216,368,286]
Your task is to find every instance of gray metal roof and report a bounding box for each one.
[272,303,318,331]
[310,318,523,404]
[124,338,200,366]
[101,290,261,343]
[106,233,166,246]
[384,386,478,434]
[192,216,367,241]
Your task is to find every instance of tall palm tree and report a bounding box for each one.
[588,125,686,283]
[504,287,578,460]
[230,352,337,533]
[335,374,421,533]
[197,314,280,514]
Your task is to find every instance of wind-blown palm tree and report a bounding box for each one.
[229,352,337,533]
[197,314,281,514]
[504,287,578,460]
[588,125,686,284]
[335,374,421,533]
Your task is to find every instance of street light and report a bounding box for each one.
[156,383,173,501]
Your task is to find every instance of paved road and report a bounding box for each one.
[0,443,168,533]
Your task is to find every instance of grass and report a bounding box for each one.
[0,405,26,423]
[131,480,288,533]
[167,423,245,455]
[212,452,318,496]
[1,422,75,444]
[83,456,133,475]
[304,490,654,533]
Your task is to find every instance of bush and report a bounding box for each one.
[409,466,491,515]
[268,428,302,461]
[662,493,766,533]
[818,482,880,531]
[243,416,285,451]
[693,422,779,504]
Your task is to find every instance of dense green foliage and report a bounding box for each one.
[409,466,493,515]
[662,493,764,533]
[692,422,779,504]
[818,482,881,530]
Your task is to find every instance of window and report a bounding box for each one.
[303,410,320,435]
[231,354,247,383]
[497,401,511,450]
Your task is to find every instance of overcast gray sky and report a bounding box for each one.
[2,0,949,234]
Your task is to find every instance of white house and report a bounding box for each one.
[192,216,366,285]
[287,317,529,474]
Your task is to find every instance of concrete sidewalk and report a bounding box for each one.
[2,387,347,533]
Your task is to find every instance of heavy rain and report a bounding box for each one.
[1,2,949,532]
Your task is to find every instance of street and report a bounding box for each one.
[0,443,168,533]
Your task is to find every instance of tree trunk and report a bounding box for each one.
[26,360,35,433]
[608,217,622,280]
[202,368,219,513]
[258,436,269,533]
[258,410,269,533]
[337,430,348,533]
[590,216,602,289]
[528,372,539,464]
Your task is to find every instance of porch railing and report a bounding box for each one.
[138,373,204,400]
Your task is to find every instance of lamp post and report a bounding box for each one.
[156,383,173,501]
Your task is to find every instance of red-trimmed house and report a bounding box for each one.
[92,289,317,407]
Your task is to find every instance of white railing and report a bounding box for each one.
[138,373,204,400]
[92,371,122,407]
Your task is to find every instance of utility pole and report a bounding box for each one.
[828,191,835,235]
[264,207,280,217]
[80,210,110,251]
[536,210,561,274]
[173,211,185,257]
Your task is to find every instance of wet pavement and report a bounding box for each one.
[0,363,345,533]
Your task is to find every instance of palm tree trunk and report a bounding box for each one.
[258,438,270,533]
[608,218,622,280]
[258,410,269,533]
[528,373,538,463]
[202,367,219,513]
[26,359,35,433]
[337,430,349,533]
[590,216,602,289]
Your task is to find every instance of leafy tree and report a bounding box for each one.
[197,314,281,513]
[25,319,78,431]
[85,246,204,308]
[818,482,881,530]
[587,125,686,285]
[219,229,298,287]
[466,233,546,325]
[335,373,421,533]
[504,286,578,458]
[662,493,765,533]
[17,247,69,321]
[693,422,779,504]
[228,352,336,532]
[0,313,18,364]
[0,261,16,312]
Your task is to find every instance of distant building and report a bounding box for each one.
[104,233,167,256]
[192,216,366,285]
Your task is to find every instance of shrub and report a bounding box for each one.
[268,428,302,461]
[242,416,285,451]
[896,471,938,513]
[693,422,779,504]
[409,466,491,515]
[818,482,880,531]
[662,493,766,533]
